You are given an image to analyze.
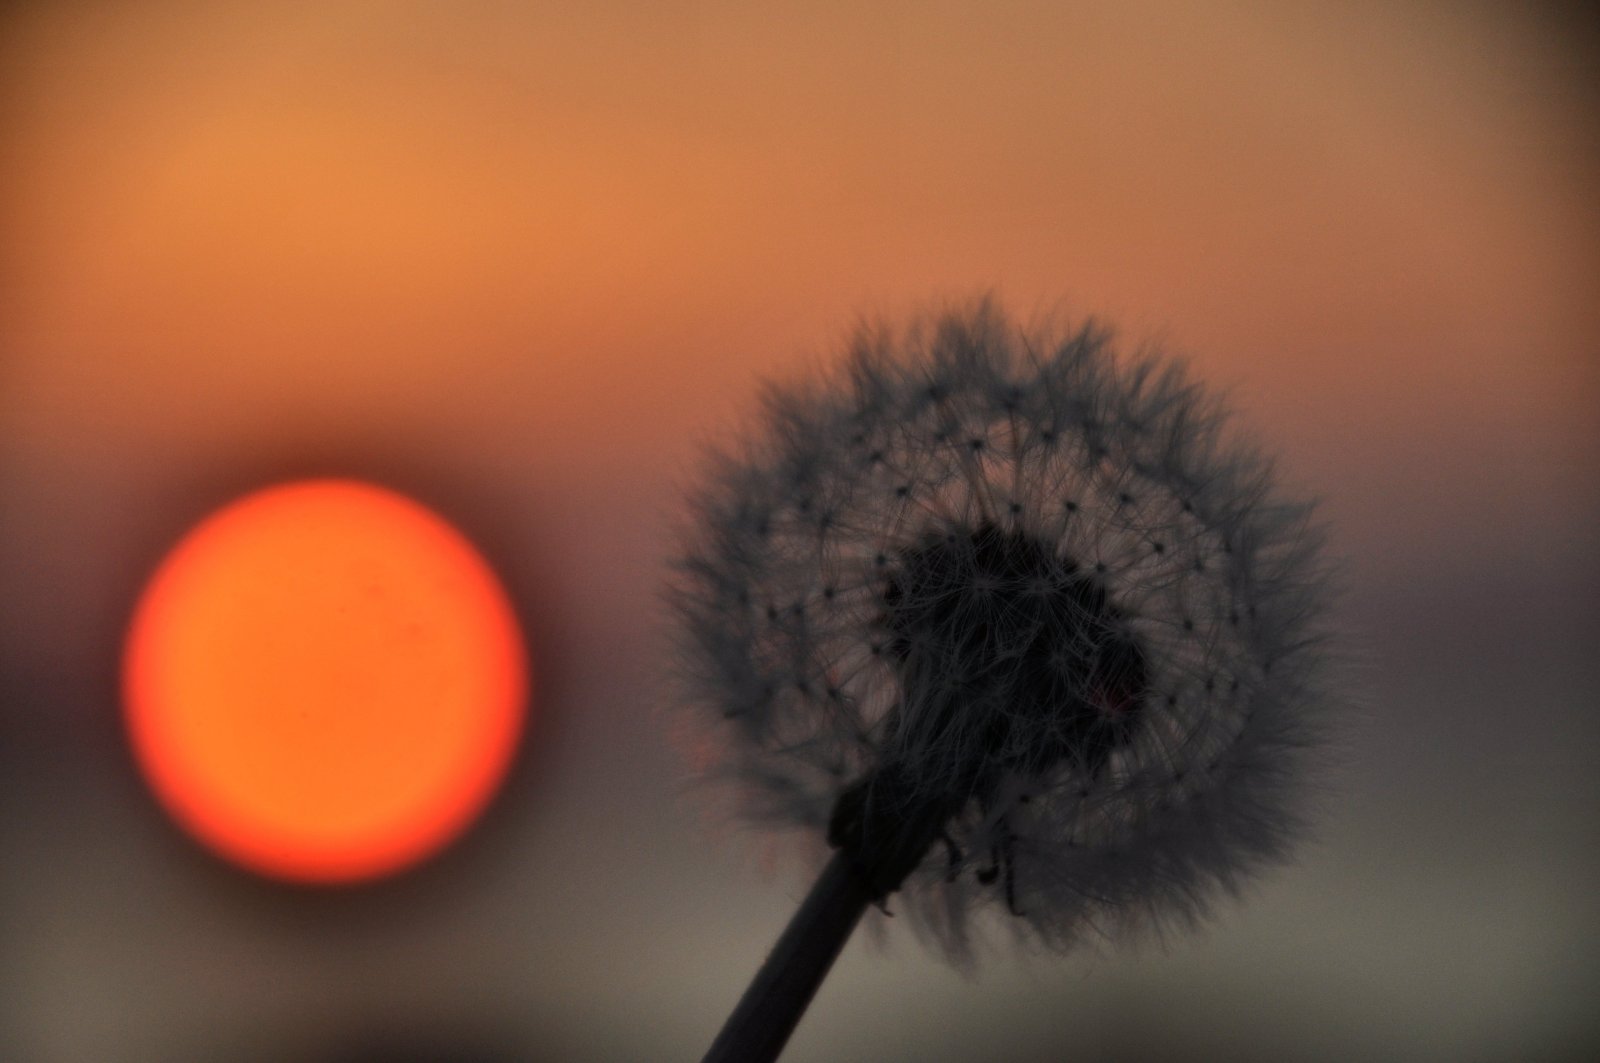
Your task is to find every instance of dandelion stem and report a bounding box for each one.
[701,849,876,1063]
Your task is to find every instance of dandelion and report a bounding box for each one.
[669,299,1338,1062]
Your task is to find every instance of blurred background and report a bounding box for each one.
[2,2,1596,1060]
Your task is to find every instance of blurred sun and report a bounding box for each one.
[123,479,528,883]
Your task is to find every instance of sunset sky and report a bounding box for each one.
[2,3,1596,1060]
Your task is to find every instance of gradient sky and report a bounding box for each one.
[3,3,1597,1061]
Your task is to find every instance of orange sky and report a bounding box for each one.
[5,3,1594,444]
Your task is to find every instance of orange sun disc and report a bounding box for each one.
[123,479,528,883]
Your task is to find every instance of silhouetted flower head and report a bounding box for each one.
[670,300,1337,961]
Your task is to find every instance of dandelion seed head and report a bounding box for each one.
[669,299,1339,963]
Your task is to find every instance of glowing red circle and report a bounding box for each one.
[123,479,528,883]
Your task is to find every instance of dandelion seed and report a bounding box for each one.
[669,298,1339,1062]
